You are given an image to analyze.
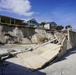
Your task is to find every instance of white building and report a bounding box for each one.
[44,22,57,30]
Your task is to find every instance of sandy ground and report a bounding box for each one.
[0,44,76,75]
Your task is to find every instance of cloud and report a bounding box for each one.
[0,0,34,16]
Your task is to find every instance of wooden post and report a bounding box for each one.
[67,28,70,41]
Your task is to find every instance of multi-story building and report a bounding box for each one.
[0,15,23,25]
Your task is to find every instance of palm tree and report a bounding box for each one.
[55,25,64,30]
[65,25,72,29]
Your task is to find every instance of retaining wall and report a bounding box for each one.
[68,30,76,48]
[59,29,76,58]
[0,24,54,44]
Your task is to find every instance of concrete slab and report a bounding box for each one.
[40,47,61,60]
[54,33,65,44]
[33,43,61,54]
[17,43,61,70]
[0,45,76,75]
[0,49,8,55]
[17,52,47,70]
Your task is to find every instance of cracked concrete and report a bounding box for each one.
[0,45,76,75]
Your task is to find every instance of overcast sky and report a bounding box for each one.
[0,0,76,28]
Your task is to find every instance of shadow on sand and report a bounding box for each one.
[0,56,46,75]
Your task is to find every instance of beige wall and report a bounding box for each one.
[58,29,76,58]
[58,37,67,58]
[58,29,76,57]
[68,30,76,48]
[0,24,54,44]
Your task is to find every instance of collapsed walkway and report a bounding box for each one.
[17,43,61,70]
[0,29,75,71]
[0,33,67,70]
[16,33,66,70]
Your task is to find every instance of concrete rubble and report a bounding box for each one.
[17,43,61,70]
[17,28,76,70]
[0,27,76,71]
[0,25,54,44]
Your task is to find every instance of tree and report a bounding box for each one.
[40,22,46,27]
[65,25,72,29]
[55,25,64,30]
[63,30,67,33]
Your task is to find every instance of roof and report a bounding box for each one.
[27,18,36,21]
[46,22,57,25]
[27,18,38,23]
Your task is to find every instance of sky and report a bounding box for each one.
[0,0,76,28]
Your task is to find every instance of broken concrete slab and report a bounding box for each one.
[17,43,61,70]
[54,33,65,44]
[17,52,47,70]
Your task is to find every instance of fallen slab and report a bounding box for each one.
[17,43,61,70]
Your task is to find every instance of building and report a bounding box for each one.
[44,22,57,30]
[0,15,23,25]
[27,19,40,27]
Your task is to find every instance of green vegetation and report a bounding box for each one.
[65,25,72,29]
[40,22,46,27]
[55,25,64,30]
[63,30,67,33]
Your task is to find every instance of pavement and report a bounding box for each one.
[0,44,76,75]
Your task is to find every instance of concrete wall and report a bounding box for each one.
[68,30,76,48]
[66,40,72,50]
[54,33,65,44]
[58,29,76,58]
[58,37,67,58]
